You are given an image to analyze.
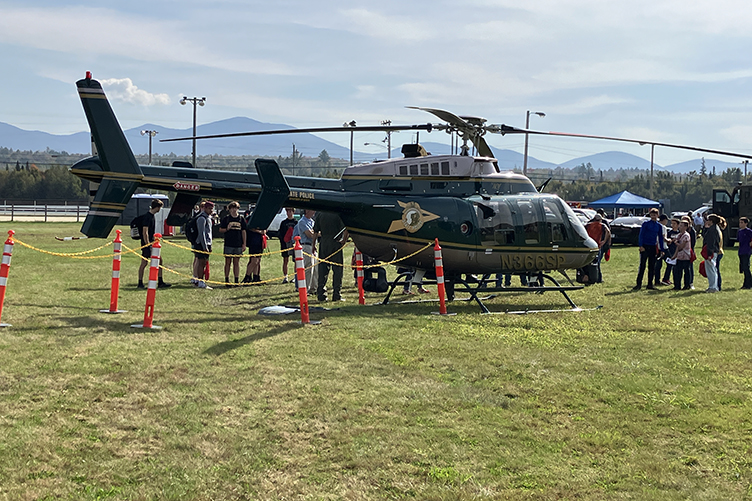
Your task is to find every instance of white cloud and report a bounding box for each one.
[100,78,171,106]
[338,8,435,42]
[0,5,296,76]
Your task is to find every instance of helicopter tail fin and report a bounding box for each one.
[247,159,290,230]
[76,74,143,237]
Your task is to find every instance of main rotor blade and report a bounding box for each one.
[475,135,495,158]
[493,127,752,160]
[161,123,442,143]
[407,106,471,129]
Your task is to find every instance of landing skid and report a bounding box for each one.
[381,272,594,314]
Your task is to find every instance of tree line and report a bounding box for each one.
[0,148,747,209]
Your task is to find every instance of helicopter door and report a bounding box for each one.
[474,200,516,246]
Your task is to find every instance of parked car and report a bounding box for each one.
[610,216,649,245]
[691,205,711,219]
[262,207,301,237]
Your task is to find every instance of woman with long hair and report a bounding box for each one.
[702,214,723,293]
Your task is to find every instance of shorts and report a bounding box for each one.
[281,240,293,258]
[193,244,211,259]
[248,242,264,256]
[142,246,153,259]
[224,246,244,257]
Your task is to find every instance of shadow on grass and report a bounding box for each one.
[203,322,303,356]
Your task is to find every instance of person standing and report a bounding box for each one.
[278,208,298,284]
[242,227,266,284]
[702,214,722,293]
[633,208,666,290]
[585,214,610,283]
[137,199,171,289]
[682,215,697,290]
[314,211,348,302]
[193,200,214,289]
[658,217,680,285]
[653,214,671,285]
[671,220,692,290]
[715,216,727,290]
[219,201,246,287]
[292,209,318,295]
[738,216,752,289]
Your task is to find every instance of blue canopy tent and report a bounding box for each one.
[588,190,661,211]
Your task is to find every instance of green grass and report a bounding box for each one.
[0,222,751,500]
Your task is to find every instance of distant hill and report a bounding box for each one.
[0,119,744,174]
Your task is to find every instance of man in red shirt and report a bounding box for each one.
[585,214,611,283]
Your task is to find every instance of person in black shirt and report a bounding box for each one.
[277,208,298,283]
[138,199,171,289]
[219,201,247,287]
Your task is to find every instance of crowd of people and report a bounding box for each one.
[137,198,752,296]
[596,206,752,292]
[138,200,359,299]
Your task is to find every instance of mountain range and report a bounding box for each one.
[0,119,742,174]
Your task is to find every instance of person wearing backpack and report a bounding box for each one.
[137,199,171,289]
[277,208,298,284]
[192,200,214,289]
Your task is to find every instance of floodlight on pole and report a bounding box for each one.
[180,96,206,168]
[523,110,546,177]
[140,130,158,165]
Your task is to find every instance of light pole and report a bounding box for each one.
[180,96,206,168]
[523,110,545,177]
[343,120,356,166]
[140,130,158,165]
[381,120,392,159]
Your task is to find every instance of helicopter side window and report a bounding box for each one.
[420,163,429,175]
[431,162,440,175]
[475,201,515,245]
[399,165,408,176]
[541,199,568,243]
[515,200,540,244]
[409,165,418,176]
[441,161,450,175]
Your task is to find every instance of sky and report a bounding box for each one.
[1,0,752,168]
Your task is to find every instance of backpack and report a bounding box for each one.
[185,215,200,245]
[129,214,144,240]
[363,266,388,293]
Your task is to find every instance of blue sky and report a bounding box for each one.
[1,0,751,167]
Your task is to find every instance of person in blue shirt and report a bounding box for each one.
[738,216,752,289]
[633,208,666,290]
[292,210,318,295]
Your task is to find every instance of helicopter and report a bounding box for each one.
[69,73,752,312]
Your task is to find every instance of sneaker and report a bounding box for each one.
[661,280,672,286]
[190,278,198,286]
[417,286,430,294]
[401,289,416,295]
[632,285,641,291]
[158,281,172,289]
[197,281,213,290]
[137,282,145,289]
[646,285,655,290]
[705,288,718,293]
[282,276,289,284]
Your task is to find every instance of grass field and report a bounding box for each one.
[0,222,750,500]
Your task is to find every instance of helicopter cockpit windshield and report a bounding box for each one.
[474,195,597,249]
